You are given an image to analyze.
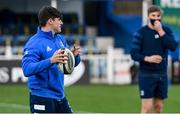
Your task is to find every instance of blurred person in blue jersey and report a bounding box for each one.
[131,5,177,113]
[22,5,81,113]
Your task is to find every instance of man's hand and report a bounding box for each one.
[71,45,81,56]
[144,55,163,64]
[154,20,165,37]
[50,50,68,64]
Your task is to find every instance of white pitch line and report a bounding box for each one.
[0,102,29,110]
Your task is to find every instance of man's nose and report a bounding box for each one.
[60,20,63,25]
[155,16,161,20]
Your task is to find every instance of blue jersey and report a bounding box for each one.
[131,25,177,73]
[22,27,81,99]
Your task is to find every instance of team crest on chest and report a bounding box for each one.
[46,46,52,52]
[154,34,159,39]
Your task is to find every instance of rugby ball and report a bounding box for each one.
[58,48,75,74]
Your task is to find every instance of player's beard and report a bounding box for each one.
[150,19,161,26]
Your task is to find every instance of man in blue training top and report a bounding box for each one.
[22,5,81,113]
[131,5,177,113]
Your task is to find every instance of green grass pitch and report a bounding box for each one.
[0,84,179,113]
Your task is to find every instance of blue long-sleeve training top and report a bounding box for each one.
[22,27,81,99]
[131,25,177,73]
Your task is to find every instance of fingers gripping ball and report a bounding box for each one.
[58,48,75,74]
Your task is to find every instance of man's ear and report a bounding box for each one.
[48,18,54,25]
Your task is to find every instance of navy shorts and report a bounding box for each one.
[30,93,73,113]
[138,72,168,99]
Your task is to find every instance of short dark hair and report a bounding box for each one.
[38,5,62,26]
[148,5,163,15]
